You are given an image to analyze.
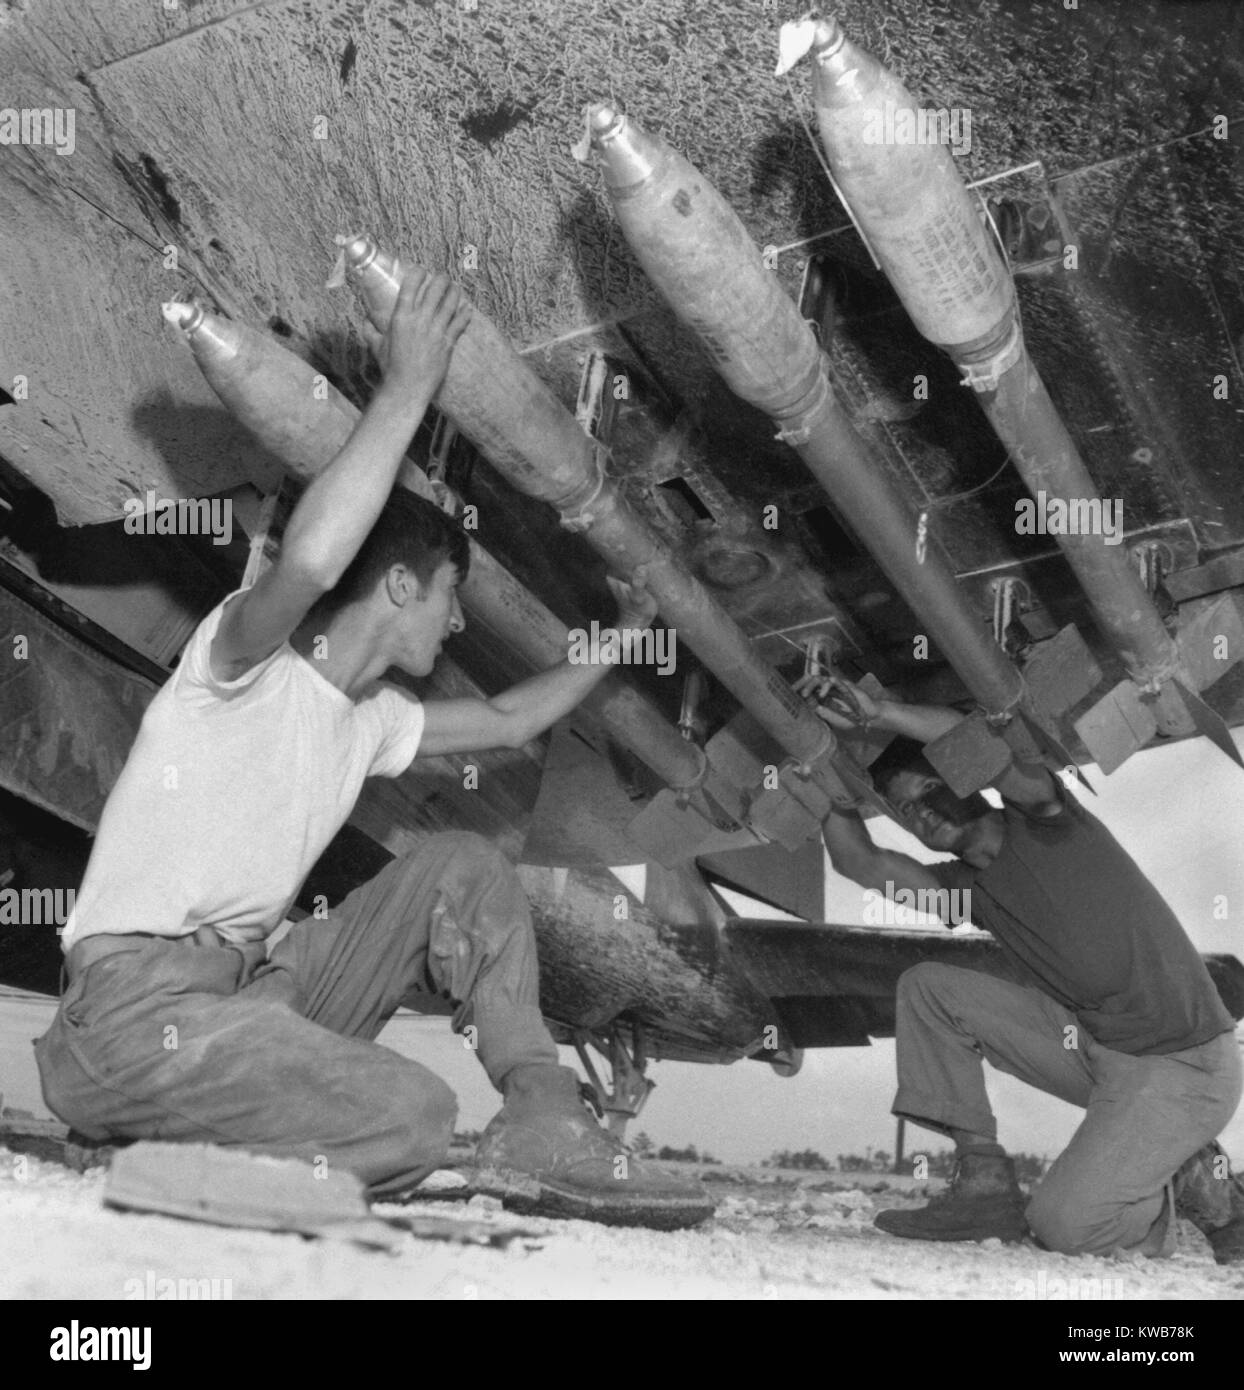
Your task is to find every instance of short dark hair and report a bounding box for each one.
[868,735,936,799]
[307,487,469,626]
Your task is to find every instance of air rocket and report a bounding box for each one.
[795,16,1241,764]
[584,103,1042,784]
[161,300,360,469]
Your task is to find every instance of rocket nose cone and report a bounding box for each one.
[589,103,619,133]
[586,103,660,190]
[334,231,375,266]
[162,300,199,331]
[327,232,380,290]
[811,16,844,53]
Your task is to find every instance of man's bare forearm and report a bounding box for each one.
[491,625,652,745]
[820,803,948,902]
[870,698,961,744]
[490,660,611,745]
[281,382,432,587]
[821,803,876,869]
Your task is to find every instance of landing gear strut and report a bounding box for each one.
[572,1020,655,1140]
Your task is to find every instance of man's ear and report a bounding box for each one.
[384,563,423,607]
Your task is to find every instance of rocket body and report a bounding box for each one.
[335,236,610,514]
[808,18,1015,360]
[587,108,1026,727]
[161,301,359,479]
[593,128,823,421]
[801,19,1191,730]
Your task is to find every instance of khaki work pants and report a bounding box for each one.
[35,832,559,1194]
[892,962,1242,1257]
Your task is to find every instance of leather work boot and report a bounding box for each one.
[874,1152,1028,1243]
[471,1065,715,1230]
[1174,1141,1244,1265]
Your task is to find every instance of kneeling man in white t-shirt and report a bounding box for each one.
[37,269,713,1230]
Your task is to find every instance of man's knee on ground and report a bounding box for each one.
[1026,1185,1101,1256]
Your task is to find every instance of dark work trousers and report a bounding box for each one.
[892,962,1243,1257]
[35,832,560,1195]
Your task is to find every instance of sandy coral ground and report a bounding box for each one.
[1,1148,1240,1301]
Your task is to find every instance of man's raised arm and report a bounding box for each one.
[874,697,1060,814]
[416,576,660,757]
[821,804,948,906]
[800,673,1061,816]
[210,271,470,683]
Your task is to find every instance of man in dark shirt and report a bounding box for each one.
[801,674,1243,1262]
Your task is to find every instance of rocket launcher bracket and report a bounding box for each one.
[956,320,1025,394]
[771,370,832,450]
[556,445,611,533]
[574,349,622,446]
[559,352,623,533]
[427,414,458,485]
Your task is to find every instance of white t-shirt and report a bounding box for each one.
[61,590,424,950]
